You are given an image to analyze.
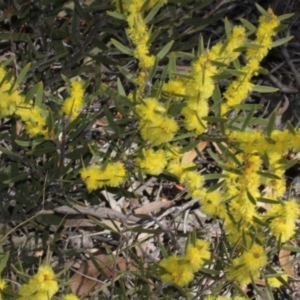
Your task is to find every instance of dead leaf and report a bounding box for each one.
[279,248,297,278]
[181,141,208,163]
[70,253,135,296]
[134,200,175,215]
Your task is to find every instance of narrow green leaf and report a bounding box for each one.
[255,3,268,16]
[239,18,256,34]
[247,189,257,205]
[264,111,276,137]
[111,39,134,56]
[202,116,228,123]
[257,171,281,180]
[286,121,296,135]
[241,104,257,131]
[252,85,278,93]
[202,173,227,180]
[14,139,44,147]
[144,3,162,24]
[0,252,9,273]
[34,81,44,107]
[106,10,127,21]
[148,57,158,82]
[11,62,31,91]
[117,66,135,82]
[272,36,294,48]
[3,173,27,184]
[117,78,126,96]
[224,17,231,38]
[257,197,280,204]
[278,13,294,21]
[198,34,204,56]
[207,149,222,164]
[25,82,42,104]
[103,105,119,134]
[156,40,174,61]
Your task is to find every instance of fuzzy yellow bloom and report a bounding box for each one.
[226,244,267,285]
[65,294,80,300]
[136,148,167,175]
[185,239,210,272]
[139,115,178,145]
[266,200,300,242]
[159,255,194,287]
[18,265,59,300]
[80,162,126,192]
[200,191,222,217]
[62,81,85,119]
[267,273,288,288]
[167,161,195,179]
[135,97,165,121]
[181,105,208,134]
[163,79,186,98]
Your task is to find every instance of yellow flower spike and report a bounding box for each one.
[62,80,85,119]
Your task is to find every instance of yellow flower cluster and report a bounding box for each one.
[222,8,280,114]
[80,162,126,192]
[267,273,288,288]
[0,66,49,137]
[0,278,6,300]
[265,199,300,242]
[136,97,178,145]
[0,67,24,117]
[16,104,48,137]
[159,239,210,286]
[226,243,267,286]
[18,266,58,300]
[123,0,156,68]
[167,160,204,197]
[136,148,167,175]
[62,81,85,119]
[181,25,247,134]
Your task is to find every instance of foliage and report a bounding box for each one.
[0,0,299,299]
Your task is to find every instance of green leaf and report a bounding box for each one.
[255,3,268,16]
[11,62,31,91]
[247,189,257,205]
[144,3,163,24]
[117,78,126,96]
[0,252,9,273]
[257,197,280,204]
[3,173,27,184]
[34,81,44,107]
[252,85,278,93]
[224,17,231,38]
[278,13,294,21]
[241,104,257,131]
[202,116,228,123]
[14,138,44,148]
[111,39,134,56]
[103,105,119,134]
[198,34,204,56]
[257,171,281,180]
[106,10,127,21]
[264,110,276,137]
[202,173,227,180]
[272,36,294,48]
[156,40,174,61]
[239,18,256,34]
